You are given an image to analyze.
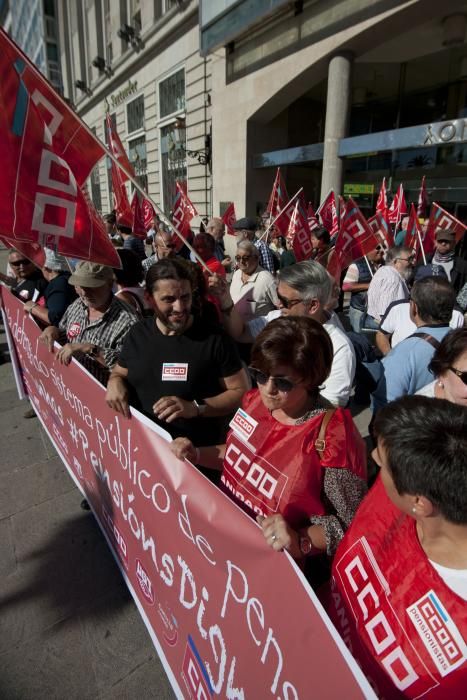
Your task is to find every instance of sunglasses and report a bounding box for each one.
[235,255,252,262]
[375,245,384,251]
[276,291,306,309]
[10,259,31,266]
[248,367,299,393]
[449,367,467,385]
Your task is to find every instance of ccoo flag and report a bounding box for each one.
[222,202,237,236]
[0,28,120,267]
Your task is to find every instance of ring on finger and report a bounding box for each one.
[271,533,277,543]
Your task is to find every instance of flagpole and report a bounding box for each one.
[364,256,374,278]
[257,188,303,242]
[416,229,427,265]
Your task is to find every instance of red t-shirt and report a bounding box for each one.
[324,478,467,699]
[220,389,367,528]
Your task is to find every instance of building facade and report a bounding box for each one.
[201,0,467,221]
[10,0,63,92]
[57,0,212,223]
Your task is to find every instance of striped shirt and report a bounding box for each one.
[254,240,276,274]
[366,265,410,322]
[59,295,139,384]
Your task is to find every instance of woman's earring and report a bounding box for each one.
[437,381,444,388]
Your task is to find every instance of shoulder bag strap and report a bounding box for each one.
[409,332,441,350]
[315,408,337,460]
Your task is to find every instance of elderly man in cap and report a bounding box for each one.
[427,228,467,294]
[23,249,76,327]
[39,261,138,384]
[232,217,276,274]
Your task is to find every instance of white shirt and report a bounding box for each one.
[380,300,464,348]
[229,266,278,321]
[247,310,355,407]
[430,560,467,601]
[367,265,410,321]
[415,381,436,397]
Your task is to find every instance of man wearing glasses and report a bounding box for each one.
[229,241,278,321]
[142,229,176,274]
[366,245,414,326]
[209,260,355,407]
[342,245,385,333]
[231,217,276,274]
[0,249,47,302]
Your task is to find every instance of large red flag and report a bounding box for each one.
[142,198,156,229]
[416,175,428,219]
[327,198,380,280]
[105,112,135,183]
[0,28,120,267]
[368,212,394,251]
[307,202,320,231]
[424,202,467,254]
[222,202,237,236]
[317,190,339,235]
[405,203,422,259]
[130,191,147,238]
[106,113,135,233]
[266,168,289,216]
[388,184,408,227]
[286,200,313,262]
[171,181,198,251]
[375,177,388,218]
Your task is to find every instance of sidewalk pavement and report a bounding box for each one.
[0,315,174,698]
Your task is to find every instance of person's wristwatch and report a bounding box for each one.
[192,400,207,417]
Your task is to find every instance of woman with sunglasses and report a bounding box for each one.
[1,249,47,302]
[229,241,279,321]
[171,316,367,581]
[416,328,467,406]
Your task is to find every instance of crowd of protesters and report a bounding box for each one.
[2,204,467,698]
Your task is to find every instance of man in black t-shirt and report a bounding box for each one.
[105,258,248,446]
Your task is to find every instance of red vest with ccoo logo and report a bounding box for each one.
[325,477,467,699]
[221,389,366,528]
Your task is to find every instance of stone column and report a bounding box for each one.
[320,52,353,202]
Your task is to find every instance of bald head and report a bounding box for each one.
[206,217,224,241]
[154,230,176,259]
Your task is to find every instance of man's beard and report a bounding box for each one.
[155,307,190,333]
[400,267,414,283]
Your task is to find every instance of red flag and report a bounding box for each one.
[424,202,467,255]
[388,184,408,227]
[171,182,198,251]
[0,236,46,268]
[0,29,120,267]
[328,198,380,280]
[368,212,395,250]
[307,202,320,231]
[405,203,422,259]
[142,198,156,230]
[338,195,346,235]
[106,113,135,232]
[105,112,135,183]
[222,202,237,236]
[131,191,147,238]
[375,177,388,218]
[266,168,289,216]
[286,200,313,262]
[317,191,338,236]
[416,176,428,219]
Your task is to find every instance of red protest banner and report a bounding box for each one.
[328,198,380,280]
[0,28,119,268]
[416,175,428,219]
[222,202,237,236]
[106,113,135,232]
[307,202,320,231]
[172,182,198,252]
[1,287,375,700]
[368,212,395,250]
[388,184,408,227]
[425,202,467,254]
[317,191,339,236]
[131,190,148,238]
[375,177,388,219]
[142,198,157,229]
[405,203,423,260]
[286,200,313,262]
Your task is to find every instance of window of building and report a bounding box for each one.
[159,68,185,119]
[160,122,186,212]
[104,112,117,209]
[128,135,148,192]
[89,127,102,212]
[163,0,179,13]
[127,94,145,134]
